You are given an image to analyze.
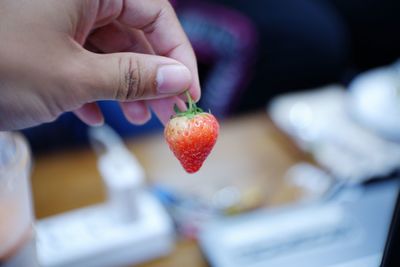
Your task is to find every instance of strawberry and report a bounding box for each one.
[164,92,219,173]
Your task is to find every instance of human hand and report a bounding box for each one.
[0,0,200,130]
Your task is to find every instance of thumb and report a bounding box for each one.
[81,52,192,102]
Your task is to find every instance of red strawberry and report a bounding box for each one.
[164,92,219,173]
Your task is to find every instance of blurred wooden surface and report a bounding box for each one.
[31,111,308,267]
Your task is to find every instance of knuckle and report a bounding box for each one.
[117,56,144,101]
[140,3,169,35]
[97,0,123,21]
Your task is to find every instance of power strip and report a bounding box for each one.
[35,125,175,267]
[36,191,174,267]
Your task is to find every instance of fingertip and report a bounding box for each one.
[74,103,104,126]
[148,96,186,126]
[121,101,151,125]
[190,83,201,102]
[189,66,202,102]
[176,98,187,112]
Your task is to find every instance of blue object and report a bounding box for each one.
[22,101,163,152]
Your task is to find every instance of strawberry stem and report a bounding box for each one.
[184,90,203,115]
[172,90,205,119]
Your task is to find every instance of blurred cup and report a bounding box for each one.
[0,132,38,267]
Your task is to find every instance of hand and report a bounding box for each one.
[0,0,200,130]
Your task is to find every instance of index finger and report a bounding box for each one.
[118,0,200,101]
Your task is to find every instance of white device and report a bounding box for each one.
[200,180,399,267]
[36,125,175,267]
[268,85,400,182]
[348,60,400,142]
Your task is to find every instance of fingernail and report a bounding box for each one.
[91,117,104,127]
[157,64,191,94]
[124,102,150,125]
[126,102,146,117]
[75,105,104,126]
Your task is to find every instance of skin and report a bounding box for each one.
[0,0,201,130]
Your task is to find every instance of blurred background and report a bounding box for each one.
[6,0,400,267]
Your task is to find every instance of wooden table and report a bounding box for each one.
[31,111,309,267]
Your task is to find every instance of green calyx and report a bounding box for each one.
[173,91,204,119]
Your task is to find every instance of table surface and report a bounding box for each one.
[31,111,310,267]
